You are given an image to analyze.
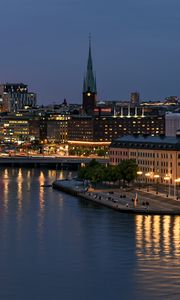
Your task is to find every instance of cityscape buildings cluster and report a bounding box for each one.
[0,41,180,183]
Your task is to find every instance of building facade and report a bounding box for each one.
[165,113,180,136]
[68,114,165,143]
[46,114,70,143]
[0,113,30,143]
[68,116,94,142]
[0,83,36,112]
[109,135,180,184]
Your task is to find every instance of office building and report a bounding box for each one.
[0,113,30,143]
[0,83,36,112]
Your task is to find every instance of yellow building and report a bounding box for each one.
[109,135,180,184]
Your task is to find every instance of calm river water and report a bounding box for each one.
[0,167,180,299]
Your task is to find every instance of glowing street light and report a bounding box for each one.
[154,174,160,194]
[137,171,143,175]
[174,178,180,200]
[137,171,143,190]
[145,172,151,192]
[164,175,170,197]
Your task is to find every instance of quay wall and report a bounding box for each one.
[52,180,79,196]
[52,180,180,215]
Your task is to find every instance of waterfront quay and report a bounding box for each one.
[0,155,109,168]
[53,179,180,215]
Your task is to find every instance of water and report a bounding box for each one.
[0,168,180,299]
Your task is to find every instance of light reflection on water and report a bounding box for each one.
[38,171,45,245]
[135,215,180,258]
[135,215,180,298]
[0,168,180,299]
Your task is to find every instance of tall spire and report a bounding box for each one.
[83,34,97,94]
[87,33,92,70]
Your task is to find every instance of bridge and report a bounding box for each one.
[0,155,109,168]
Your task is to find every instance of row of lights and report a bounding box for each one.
[137,171,180,183]
[137,171,180,197]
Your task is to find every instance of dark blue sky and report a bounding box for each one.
[0,0,180,104]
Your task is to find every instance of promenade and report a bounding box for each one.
[52,179,180,215]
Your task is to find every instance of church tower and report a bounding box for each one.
[82,37,97,115]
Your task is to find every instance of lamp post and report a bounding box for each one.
[145,172,151,192]
[174,178,180,200]
[137,171,143,190]
[164,175,170,197]
[154,174,160,194]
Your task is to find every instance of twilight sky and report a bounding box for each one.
[0,0,180,104]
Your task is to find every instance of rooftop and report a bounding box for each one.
[110,135,180,151]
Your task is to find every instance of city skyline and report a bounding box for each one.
[0,0,180,104]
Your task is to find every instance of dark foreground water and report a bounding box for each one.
[0,168,180,300]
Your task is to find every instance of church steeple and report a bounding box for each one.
[83,35,97,94]
[82,36,97,115]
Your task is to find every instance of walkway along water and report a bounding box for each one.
[52,179,180,216]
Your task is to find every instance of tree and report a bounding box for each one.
[88,159,100,168]
[91,165,105,185]
[117,159,138,185]
[78,159,105,185]
[78,166,90,180]
[104,165,119,184]
[78,159,138,188]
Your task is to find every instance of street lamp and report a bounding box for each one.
[164,175,170,197]
[154,174,160,194]
[174,178,180,200]
[137,171,143,190]
[145,172,151,191]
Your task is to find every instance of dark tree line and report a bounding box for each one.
[78,159,138,186]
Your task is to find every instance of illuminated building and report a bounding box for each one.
[68,113,165,143]
[46,114,70,143]
[1,83,28,93]
[0,83,36,112]
[109,135,180,184]
[10,92,36,112]
[0,113,30,143]
[164,96,179,105]
[29,117,46,142]
[29,113,70,143]
[68,116,93,142]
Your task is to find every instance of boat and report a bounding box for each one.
[40,184,52,187]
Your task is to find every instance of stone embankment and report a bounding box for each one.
[52,179,180,215]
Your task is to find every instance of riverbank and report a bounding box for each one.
[52,179,180,215]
